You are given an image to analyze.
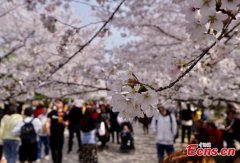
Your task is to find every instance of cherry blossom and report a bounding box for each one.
[197,0,216,15]
[186,20,206,41]
[135,90,158,111]
[201,10,228,32]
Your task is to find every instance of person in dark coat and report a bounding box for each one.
[67,105,82,153]
[224,108,240,148]
[109,109,121,144]
[180,103,193,144]
[138,114,151,135]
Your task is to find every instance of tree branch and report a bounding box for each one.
[46,0,126,79]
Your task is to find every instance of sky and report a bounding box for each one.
[71,1,131,49]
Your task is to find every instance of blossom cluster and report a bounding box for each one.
[181,0,239,41]
[109,65,159,119]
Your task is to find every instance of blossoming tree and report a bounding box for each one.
[0,0,121,100]
[94,0,240,118]
[0,0,240,119]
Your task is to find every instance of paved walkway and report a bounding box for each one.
[42,123,185,163]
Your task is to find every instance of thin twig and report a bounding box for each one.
[56,19,105,30]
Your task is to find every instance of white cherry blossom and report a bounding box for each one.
[197,0,216,16]
[135,89,158,111]
[111,94,131,112]
[201,10,228,32]
[186,20,207,41]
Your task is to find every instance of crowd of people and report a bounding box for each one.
[149,103,240,163]
[0,99,239,163]
[0,99,134,163]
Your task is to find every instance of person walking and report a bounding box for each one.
[97,105,110,150]
[109,110,121,144]
[151,105,177,163]
[180,103,193,144]
[12,107,42,163]
[138,114,151,135]
[67,104,82,154]
[0,104,23,163]
[79,107,99,163]
[36,105,50,161]
[47,100,68,163]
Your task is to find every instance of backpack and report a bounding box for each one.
[20,118,37,145]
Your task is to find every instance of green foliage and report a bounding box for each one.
[34,93,45,100]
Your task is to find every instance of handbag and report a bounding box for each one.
[98,121,106,136]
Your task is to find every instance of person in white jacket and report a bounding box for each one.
[151,105,177,163]
[0,104,23,163]
[12,107,42,163]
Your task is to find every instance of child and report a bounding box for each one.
[120,124,134,151]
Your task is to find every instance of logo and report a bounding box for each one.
[186,143,236,156]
